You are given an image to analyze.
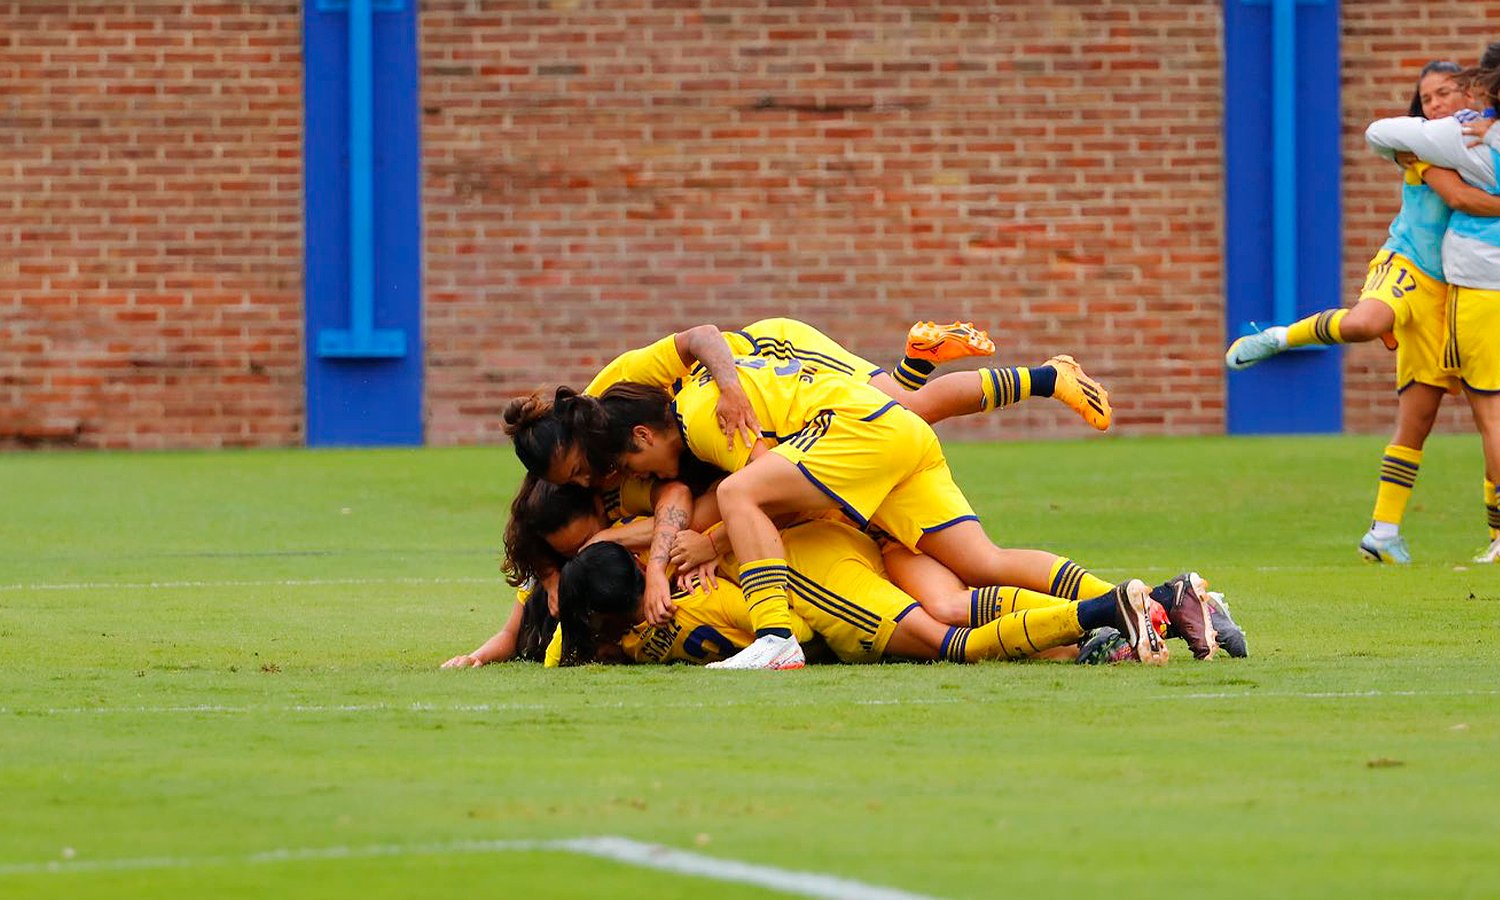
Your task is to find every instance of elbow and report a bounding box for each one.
[661,481,692,507]
[1364,121,1400,155]
[655,481,693,515]
[682,324,718,349]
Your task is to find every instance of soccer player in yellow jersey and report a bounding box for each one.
[440,475,673,668]
[576,317,1109,453]
[519,317,1107,494]
[585,360,1215,668]
[550,522,1164,668]
[507,316,1111,634]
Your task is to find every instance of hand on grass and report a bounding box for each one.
[441,654,484,669]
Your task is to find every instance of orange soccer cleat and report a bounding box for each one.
[1046,354,1111,431]
[904,321,996,364]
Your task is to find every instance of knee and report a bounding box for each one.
[919,593,969,627]
[716,472,757,514]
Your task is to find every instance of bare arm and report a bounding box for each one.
[583,517,656,552]
[1423,166,1500,217]
[674,325,762,449]
[643,480,692,625]
[689,482,723,531]
[441,601,523,668]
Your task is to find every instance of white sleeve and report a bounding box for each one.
[1366,116,1497,188]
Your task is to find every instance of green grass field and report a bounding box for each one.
[3,436,1498,899]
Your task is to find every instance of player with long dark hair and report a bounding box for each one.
[1228,59,1500,563]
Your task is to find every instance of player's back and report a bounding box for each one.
[676,355,897,472]
[619,581,756,665]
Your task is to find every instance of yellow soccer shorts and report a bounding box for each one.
[781,519,918,663]
[770,402,976,551]
[1444,285,1500,394]
[1362,251,1458,394]
[728,318,884,382]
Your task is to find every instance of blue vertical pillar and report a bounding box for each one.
[304,0,423,446]
[1224,0,1343,434]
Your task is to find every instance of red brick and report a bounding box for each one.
[5,1,1480,448]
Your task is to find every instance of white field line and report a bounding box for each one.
[5,689,1499,718]
[0,576,503,592]
[0,835,943,899]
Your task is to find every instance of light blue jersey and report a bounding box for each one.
[1447,145,1500,249]
[1366,112,1500,289]
[1383,163,1451,281]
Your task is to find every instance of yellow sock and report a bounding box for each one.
[1047,558,1114,601]
[1371,444,1421,527]
[737,559,795,637]
[1486,479,1499,540]
[1285,308,1348,347]
[942,605,1085,661]
[968,586,1069,625]
[978,367,1033,412]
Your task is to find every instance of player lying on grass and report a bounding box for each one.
[550,519,1165,667]
[442,473,684,669]
[509,377,1224,665]
[669,503,1247,663]
[571,360,1219,669]
[445,474,1142,667]
[515,316,1112,494]
[442,471,1247,668]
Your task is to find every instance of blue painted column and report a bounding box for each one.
[304,0,422,446]
[1223,0,1343,434]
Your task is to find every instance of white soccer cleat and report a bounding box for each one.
[705,634,805,670]
[1359,532,1412,565]
[1225,326,1289,371]
[1474,537,1500,564]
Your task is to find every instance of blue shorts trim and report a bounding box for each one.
[786,569,881,633]
[794,461,867,527]
[921,514,979,534]
[859,401,900,422]
[893,602,920,623]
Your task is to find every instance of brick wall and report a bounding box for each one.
[1340,1,1499,437]
[3,1,1492,449]
[421,0,1225,445]
[0,1,302,449]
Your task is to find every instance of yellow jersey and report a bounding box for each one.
[673,355,898,472]
[543,580,758,666]
[618,581,758,664]
[585,320,881,399]
[723,318,881,381]
[585,334,689,397]
[600,476,655,526]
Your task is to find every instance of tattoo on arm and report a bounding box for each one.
[650,504,690,565]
